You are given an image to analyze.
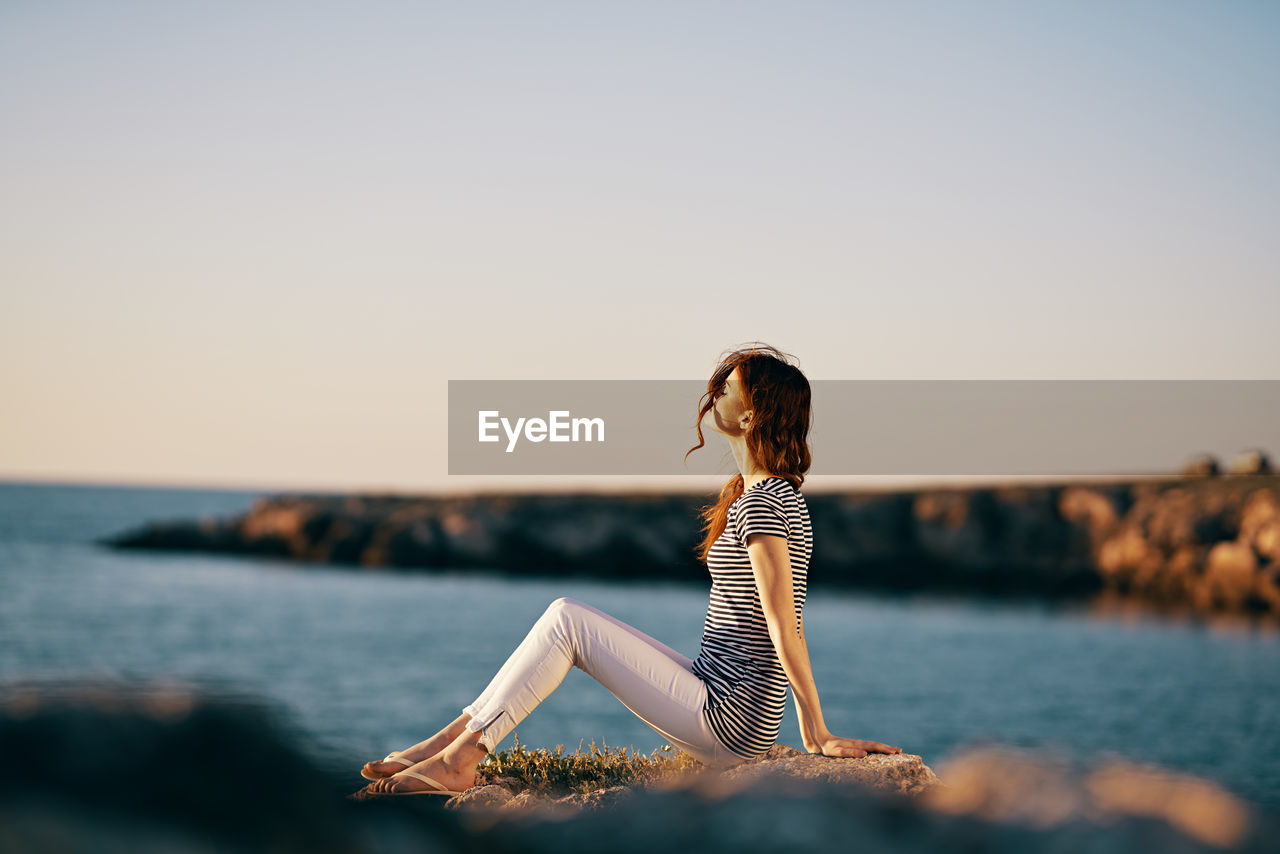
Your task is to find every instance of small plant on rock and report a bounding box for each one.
[474,732,704,796]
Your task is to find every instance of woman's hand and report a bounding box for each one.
[808,731,902,758]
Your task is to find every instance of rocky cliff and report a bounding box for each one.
[101,474,1280,616]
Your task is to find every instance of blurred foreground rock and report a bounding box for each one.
[3,681,1277,853]
[103,474,1280,618]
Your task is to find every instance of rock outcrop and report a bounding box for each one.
[441,744,940,819]
[100,475,1280,616]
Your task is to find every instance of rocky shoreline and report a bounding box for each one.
[101,474,1280,617]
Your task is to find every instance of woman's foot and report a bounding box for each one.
[360,713,471,780]
[361,752,414,780]
[363,729,487,795]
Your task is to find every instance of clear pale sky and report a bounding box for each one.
[2,1,1277,495]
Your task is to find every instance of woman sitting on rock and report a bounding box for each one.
[360,342,900,796]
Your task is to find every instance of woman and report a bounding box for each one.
[361,343,900,796]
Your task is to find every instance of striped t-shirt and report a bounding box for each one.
[690,476,811,761]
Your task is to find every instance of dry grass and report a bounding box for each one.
[474,732,705,796]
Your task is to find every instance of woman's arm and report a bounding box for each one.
[745,532,902,757]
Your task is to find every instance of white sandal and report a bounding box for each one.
[376,769,469,797]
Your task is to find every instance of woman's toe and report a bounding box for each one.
[363,759,398,778]
[379,777,403,793]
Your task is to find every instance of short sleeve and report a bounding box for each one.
[732,490,791,546]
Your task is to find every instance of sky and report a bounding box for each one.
[1,1,1277,495]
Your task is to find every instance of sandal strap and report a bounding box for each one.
[396,769,450,792]
[382,753,415,767]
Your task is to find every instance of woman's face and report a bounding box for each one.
[708,365,751,436]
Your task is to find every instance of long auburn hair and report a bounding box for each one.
[684,342,812,562]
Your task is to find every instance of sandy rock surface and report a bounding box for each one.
[445,744,940,818]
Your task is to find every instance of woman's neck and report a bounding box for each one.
[742,473,778,491]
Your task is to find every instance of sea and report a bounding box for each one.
[1,481,1277,808]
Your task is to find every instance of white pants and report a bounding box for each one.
[462,596,739,770]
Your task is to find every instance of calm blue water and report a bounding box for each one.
[2,481,1278,808]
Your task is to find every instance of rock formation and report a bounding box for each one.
[438,743,940,819]
[101,475,1280,616]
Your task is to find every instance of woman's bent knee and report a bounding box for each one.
[546,596,585,616]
